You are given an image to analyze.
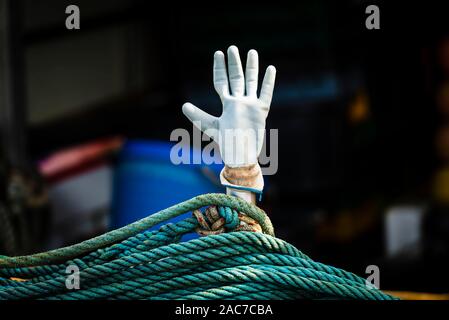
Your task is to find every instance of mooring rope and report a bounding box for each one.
[0,193,397,300]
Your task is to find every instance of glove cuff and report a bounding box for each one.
[219,164,264,196]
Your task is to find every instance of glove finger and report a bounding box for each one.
[245,49,259,97]
[182,103,218,133]
[227,45,245,97]
[213,51,230,98]
[259,65,276,107]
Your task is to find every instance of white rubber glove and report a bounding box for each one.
[182,45,276,201]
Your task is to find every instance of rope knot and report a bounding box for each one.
[193,205,262,236]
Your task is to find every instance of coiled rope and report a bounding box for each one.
[0,193,397,300]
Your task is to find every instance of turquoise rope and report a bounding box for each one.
[0,193,397,300]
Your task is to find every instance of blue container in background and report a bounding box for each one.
[111,140,223,240]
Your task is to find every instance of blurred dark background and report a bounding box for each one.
[1,0,449,293]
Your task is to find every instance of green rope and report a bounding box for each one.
[0,193,397,300]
